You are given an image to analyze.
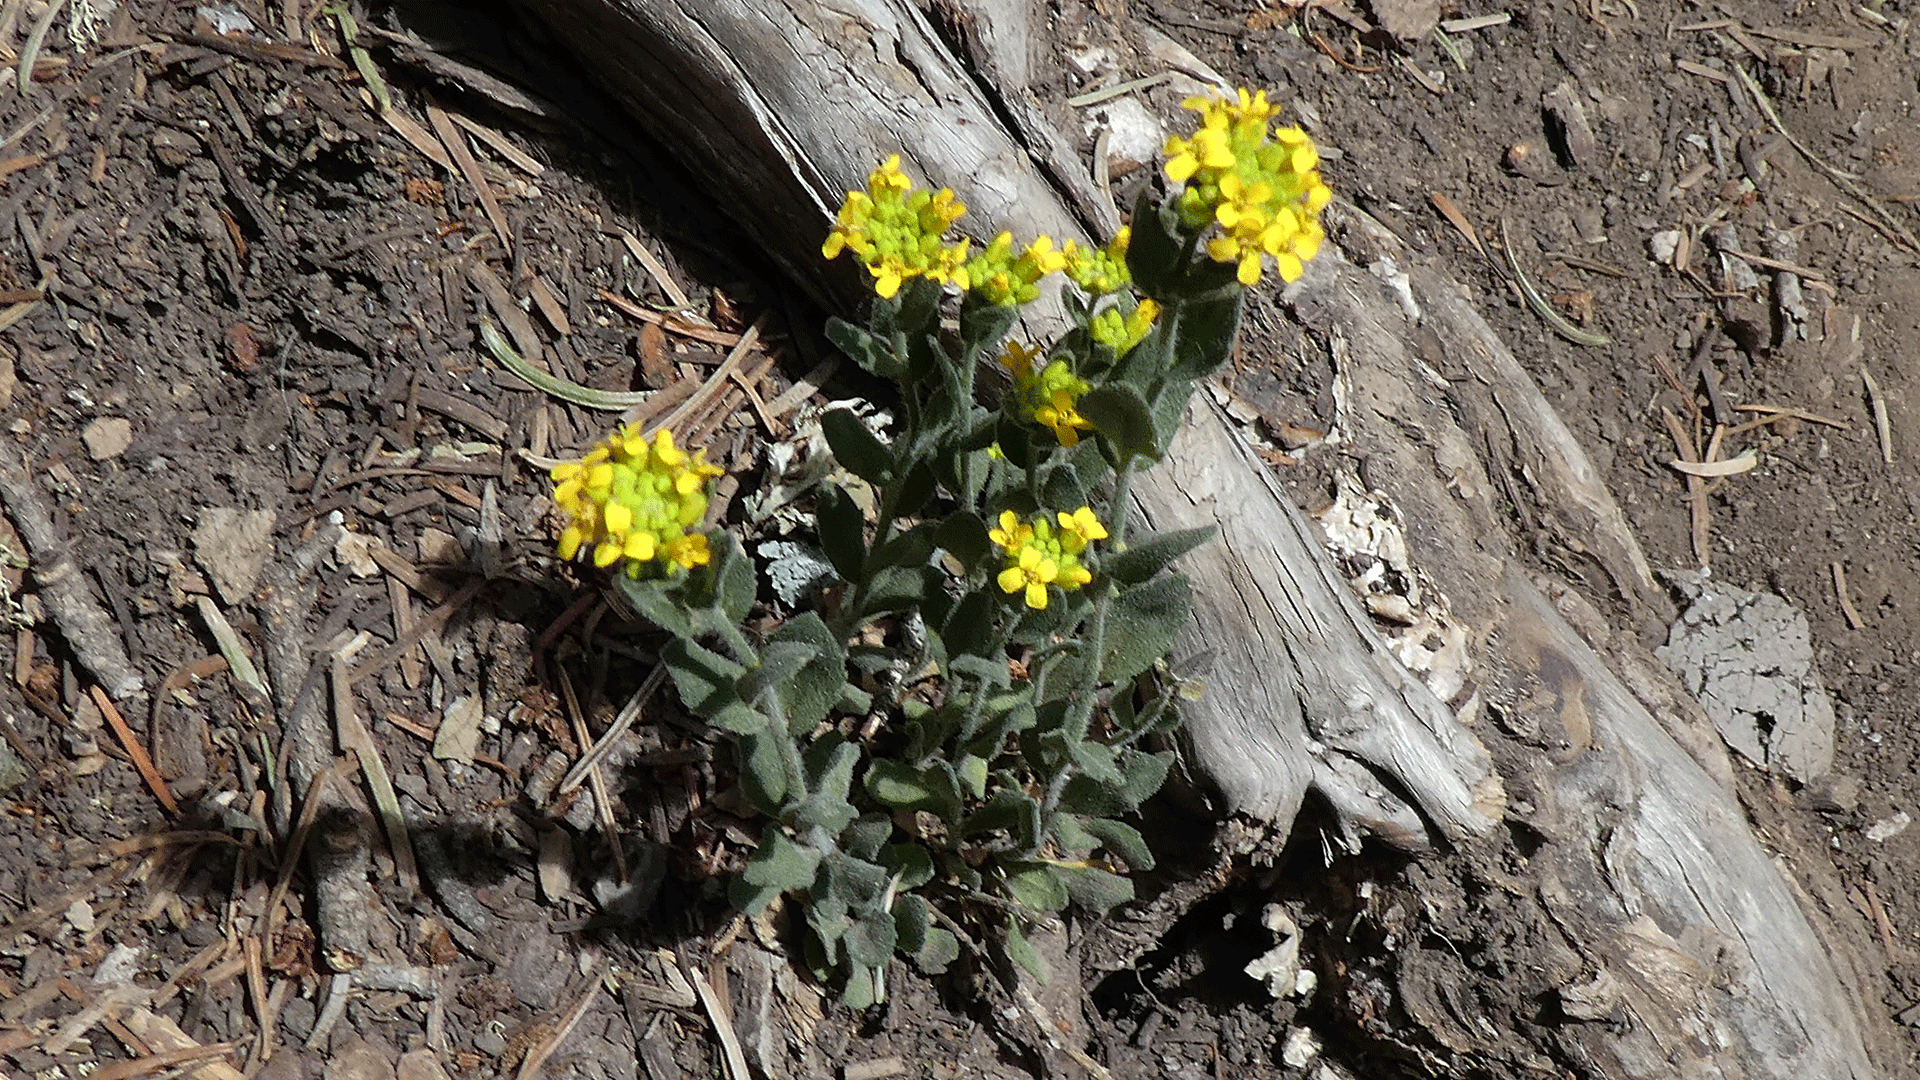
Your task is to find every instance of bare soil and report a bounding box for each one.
[1,0,1917,1078]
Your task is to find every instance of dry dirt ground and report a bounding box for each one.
[0,0,1917,1078]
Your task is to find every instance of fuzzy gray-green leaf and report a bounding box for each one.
[1098,572,1192,684]
[823,407,895,485]
[1055,862,1134,914]
[1003,863,1070,913]
[1082,817,1155,870]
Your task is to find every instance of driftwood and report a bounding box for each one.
[513,1,1883,1076]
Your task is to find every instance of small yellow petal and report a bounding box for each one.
[998,566,1027,595]
[603,501,633,536]
[1024,582,1049,610]
[593,541,622,568]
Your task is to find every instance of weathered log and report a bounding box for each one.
[512,1,1884,1075]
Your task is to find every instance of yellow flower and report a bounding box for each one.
[550,425,724,577]
[1004,352,1095,447]
[1162,88,1331,286]
[991,510,1101,609]
[823,155,970,298]
[1088,298,1158,356]
[1063,228,1133,295]
[1055,507,1108,554]
[958,232,1066,306]
[997,546,1059,610]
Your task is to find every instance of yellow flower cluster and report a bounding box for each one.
[1164,88,1333,286]
[822,155,970,299]
[1089,298,1158,356]
[1000,341,1094,447]
[989,508,1107,610]
[1063,228,1132,295]
[958,233,1067,307]
[551,427,723,575]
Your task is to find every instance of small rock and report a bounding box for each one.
[1866,812,1911,842]
[94,943,141,984]
[333,528,385,578]
[66,899,96,933]
[396,1050,452,1080]
[1648,230,1683,263]
[193,508,277,605]
[324,1037,397,1080]
[82,417,133,460]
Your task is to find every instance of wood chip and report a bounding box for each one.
[468,260,544,365]
[529,273,570,335]
[1668,449,1757,477]
[91,685,180,816]
[380,107,455,171]
[449,111,546,176]
[1862,364,1894,465]
[617,228,692,310]
[426,100,513,255]
[597,288,743,347]
[1661,408,1713,568]
[1675,59,1730,84]
[1831,562,1868,631]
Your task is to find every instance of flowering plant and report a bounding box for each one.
[548,88,1328,1005]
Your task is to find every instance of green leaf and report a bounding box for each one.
[865,760,960,820]
[941,591,1002,659]
[880,843,935,890]
[714,536,756,624]
[790,737,861,835]
[933,511,990,575]
[1054,862,1134,914]
[805,737,861,802]
[1168,293,1243,381]
[1116,749,1171,809]
[1005,919,1049,983]
[1078,383,1160,463]
[1105,525,1216,586]
[962,788,1040,850]
[860,564,932,616]
[610,576,693,638]
[841,814,893,861]
[893,459,939,518]
[826,318,905,380]
[1003,863,1070,912]
[736,728,793,815]
[865,759,939,810]
[739,830,821,895]
[1058,750,1170,815]
[959,294,1019,351]
[947,653,1011,689]
[915,927,961,975]
[840,964,880,1009]
[892,891,932,956]
[1098,573,1192,684]
[1067,738,1125,787]
[870,521,936,572]
[736,641,820,706]
[1039,460,1087,511]
[844,906,898,968]
[1049,813,1098,858]
[765,612,849,731]
[815,486,867,582]
[660,638,764,733]
[823,408,895,485]
[956,754,989,799]
[889,275,945,338]
[1082,817,1155,870]
[1125,188,1189,302]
